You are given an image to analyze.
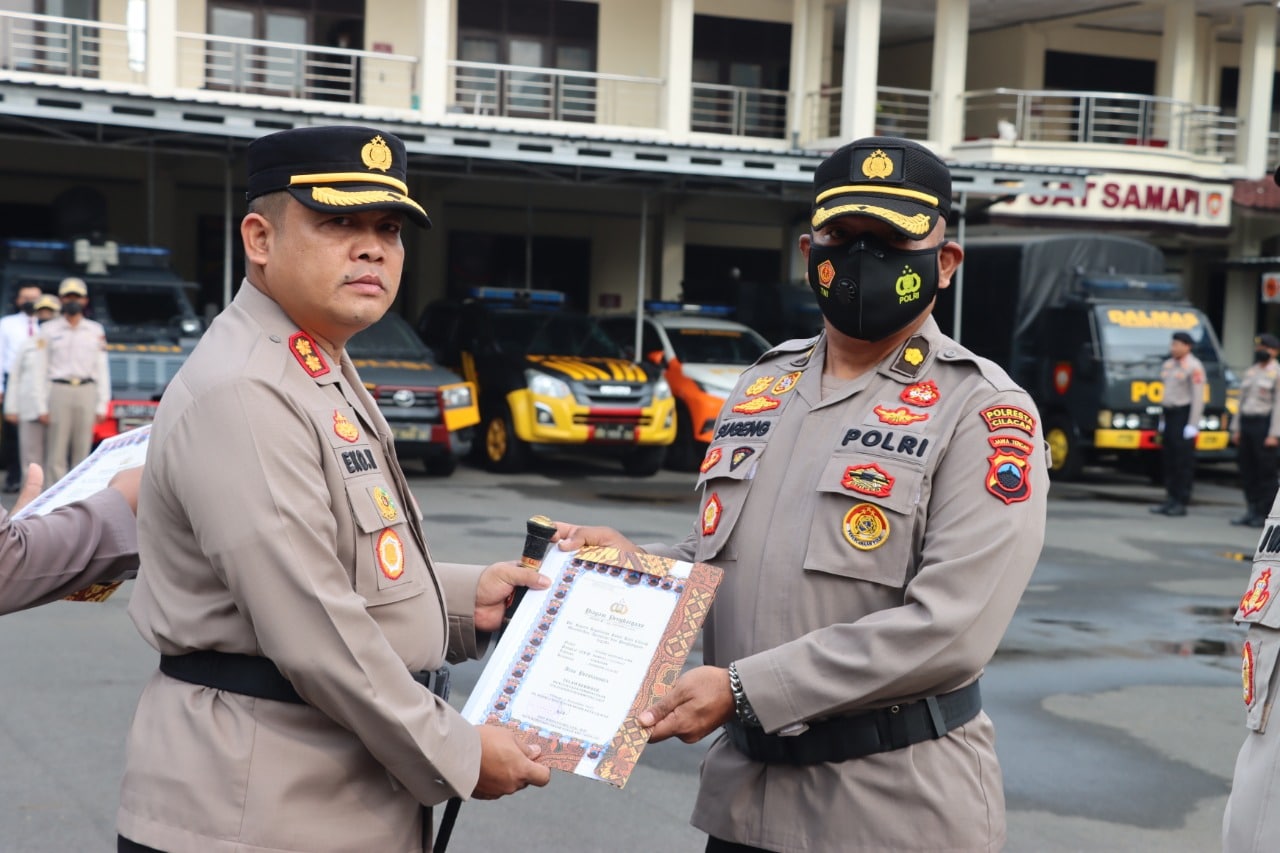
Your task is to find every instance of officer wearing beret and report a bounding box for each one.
[556,137,1048,852]
[1230,333,1280,527]
[117,126,550,853]
[1150,329,1206,517]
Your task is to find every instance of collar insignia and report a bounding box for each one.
[289,331,330,378]
[890,336,930,378]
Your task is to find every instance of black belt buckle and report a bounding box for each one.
[414,666,451,701]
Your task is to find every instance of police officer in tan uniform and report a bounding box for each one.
[5,294,59,475]
[557,137,1048,852]
[1230,333,1280,527]
[37,276,111,483]
[117,126,550,853]
[1150,329,1206,517]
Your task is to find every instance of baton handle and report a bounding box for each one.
[505,515,557,619]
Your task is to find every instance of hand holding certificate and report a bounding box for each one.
[462,544,722,788]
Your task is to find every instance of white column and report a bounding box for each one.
[662,0,694,139]
[840,0,880,141]
[1236,3,1277,176]
[786,0,811,147]
[1155,0,1195,145]
[144,0,176,96]
[928,0,969,150]
[1224,233,1263,370]
[418,0,450,121]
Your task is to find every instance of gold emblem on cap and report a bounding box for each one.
[861,149,894,180]
[361,135,393,172]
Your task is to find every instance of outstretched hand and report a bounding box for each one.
[637,665,734,744]
[551,521,641,553]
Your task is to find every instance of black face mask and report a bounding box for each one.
[1255,349,1272,364]
[806,234,941,342]
[61,301,83,317]
[18,301,34,315]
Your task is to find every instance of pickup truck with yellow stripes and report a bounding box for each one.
[417,288,675,476]
[940,234,1231,480]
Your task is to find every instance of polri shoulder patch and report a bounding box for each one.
[289,331,330,378]
[890,335,931,379]
[981,404,1036,436]
[985,435,1033,505]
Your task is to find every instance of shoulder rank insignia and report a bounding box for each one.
[874,405,928,426]
[842,463,894,498]
[289,331,330,378]
[771,372,802,395]
[376,528,405,580]
[733,395,781,415]
[701,493,723,536]
[745,375,775,396]
[1240,568,1273,618]
[985,435,1033,505]
[700,447,722,473]
[372,486,399,522]
[981,405,1036,436]
[1243,640,1257,706]
[890,335,931,379]
[730,447,755,471]
[901,379,940,407]
[333,410,360,443]
[843,503,890,551]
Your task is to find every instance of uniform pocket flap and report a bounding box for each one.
[346,476,404,534]
[813,456,921,516]
[695,441,767,486]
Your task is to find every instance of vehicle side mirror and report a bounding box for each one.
[645,349,666,367]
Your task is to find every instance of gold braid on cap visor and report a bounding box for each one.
[812,203,933,235]
[309,186,428,219]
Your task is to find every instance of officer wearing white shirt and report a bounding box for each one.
[0,283,45,492]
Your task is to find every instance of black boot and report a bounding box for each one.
[1165,503,1187,517]
[1232,506,1258,526]
[1150,500,1176,515]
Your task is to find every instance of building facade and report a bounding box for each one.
[0,0,1274,364]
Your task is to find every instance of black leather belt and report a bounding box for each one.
[51,377,94,385]
[160,651,450,703]
[724,680,982,766]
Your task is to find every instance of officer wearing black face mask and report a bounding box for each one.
[550,137,1048,853]
[1229,333,1280,527]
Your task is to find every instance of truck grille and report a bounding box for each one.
[108,354,186,395]
[578,381,650,407]
[573,409,650,427]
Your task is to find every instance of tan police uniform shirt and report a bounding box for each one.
[1159,352,1206,426]
[1231,359,1280,438]
[118,283,486,853]
[35,315,111,417]
[1224,505,1280,851]
[644,317,1048,853]
[4,335,46,422]
[0,487,137,615]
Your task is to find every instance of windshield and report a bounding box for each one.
[348,313,433,359]
[490,311,624,358]
[1094,305,1220,365]
[669,327,770,365]
[88,281,196,341]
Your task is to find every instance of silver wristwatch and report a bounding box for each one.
[728,661,761,728]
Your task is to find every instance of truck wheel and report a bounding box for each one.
[423,453,458,477]
[482,409,528,473]
[1045,417,1084,481]
[664,404,703,472]
[622,446,665,477]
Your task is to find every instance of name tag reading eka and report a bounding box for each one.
[341,447,379,474]
[841,427,929,458]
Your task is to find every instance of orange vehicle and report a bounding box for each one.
[598,303,772,470]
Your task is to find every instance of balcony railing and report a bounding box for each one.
[963,88,1238,157]
[0,10,133,81]
[692,82,787,139]
[175,31,417,105]
[449,60,662,127]
[806,85,932,142]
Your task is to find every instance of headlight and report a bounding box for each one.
[440,384,473,409]
[1112,413,1125,428]
[1203,416,1220,431]
[653,378,672,401]
[526,370,571,399]
[1098,409,1113,429]
[1124,413,1140,429]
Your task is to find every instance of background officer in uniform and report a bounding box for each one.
[0,463,139,615]
[1230,333,1280,527]
[556,136,1048,853]
[116,126,550,853]
[5,294,59,478]
[1149,329,1205,517]
[37,276,111,483]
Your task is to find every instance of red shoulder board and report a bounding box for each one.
[289,331,330,378]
